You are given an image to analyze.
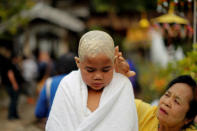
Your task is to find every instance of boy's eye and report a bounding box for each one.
[85,67,95,72]
[102,69,110,72]
[102,67,111,72]
[86,69,95,72]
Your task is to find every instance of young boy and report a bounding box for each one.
[46,30,138,131]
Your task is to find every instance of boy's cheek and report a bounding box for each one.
[81,71,92,82]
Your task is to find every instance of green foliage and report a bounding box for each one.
[170,44,197,81]
[138,45,197,102]
[149,45,197,98]
[0,0,34,21]
[137,60,170,102]
[92,0,157,13]
[91,0,112,12]
[88,25,106,31]
[0,0,35,35]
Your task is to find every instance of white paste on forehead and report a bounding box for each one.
[78,30,115,61]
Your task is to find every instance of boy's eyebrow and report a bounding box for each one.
[103,66,112,69]
[85,66,95,69]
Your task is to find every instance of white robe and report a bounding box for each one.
[46,70,138,131]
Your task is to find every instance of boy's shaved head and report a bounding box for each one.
[78,30,115,61]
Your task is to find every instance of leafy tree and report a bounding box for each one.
[91,0,157,13]
[150,44,197,99]
[0,0,34,35]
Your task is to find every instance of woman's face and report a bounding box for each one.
[157,83,193,127]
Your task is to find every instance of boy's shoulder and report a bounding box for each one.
[113,71,129,79]
[58,70,81,92]
[113,72,131,84]
[61,70,80,82]
[108,72,133,92]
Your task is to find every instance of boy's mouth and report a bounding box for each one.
[93,83,104,87]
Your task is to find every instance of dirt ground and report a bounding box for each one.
[0,92,45,131]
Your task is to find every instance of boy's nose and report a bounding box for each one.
[93,73,103,80]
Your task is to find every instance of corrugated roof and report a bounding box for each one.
[0,3,86,33]
[23,3,85,32]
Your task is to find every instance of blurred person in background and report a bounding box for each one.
[35,52,77,119]
[127,59,141,97]
[0,43,22,120]
[36,51,55,93]
[22,55,38,104]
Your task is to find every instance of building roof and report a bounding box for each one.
[0,3,86,33]
[23,3,86,32]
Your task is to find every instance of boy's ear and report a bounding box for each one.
[75,57,80,68]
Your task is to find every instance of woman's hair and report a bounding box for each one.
[166,75,197,128]
[78,30,115,61]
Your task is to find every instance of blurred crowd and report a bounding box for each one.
[0,40,78,122]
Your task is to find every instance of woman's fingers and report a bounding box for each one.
[126,71,136,77]
[118,56,124,61]
[115,46,119,56]
[114,45,136,77]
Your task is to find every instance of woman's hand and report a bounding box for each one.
[114,46,136,77]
